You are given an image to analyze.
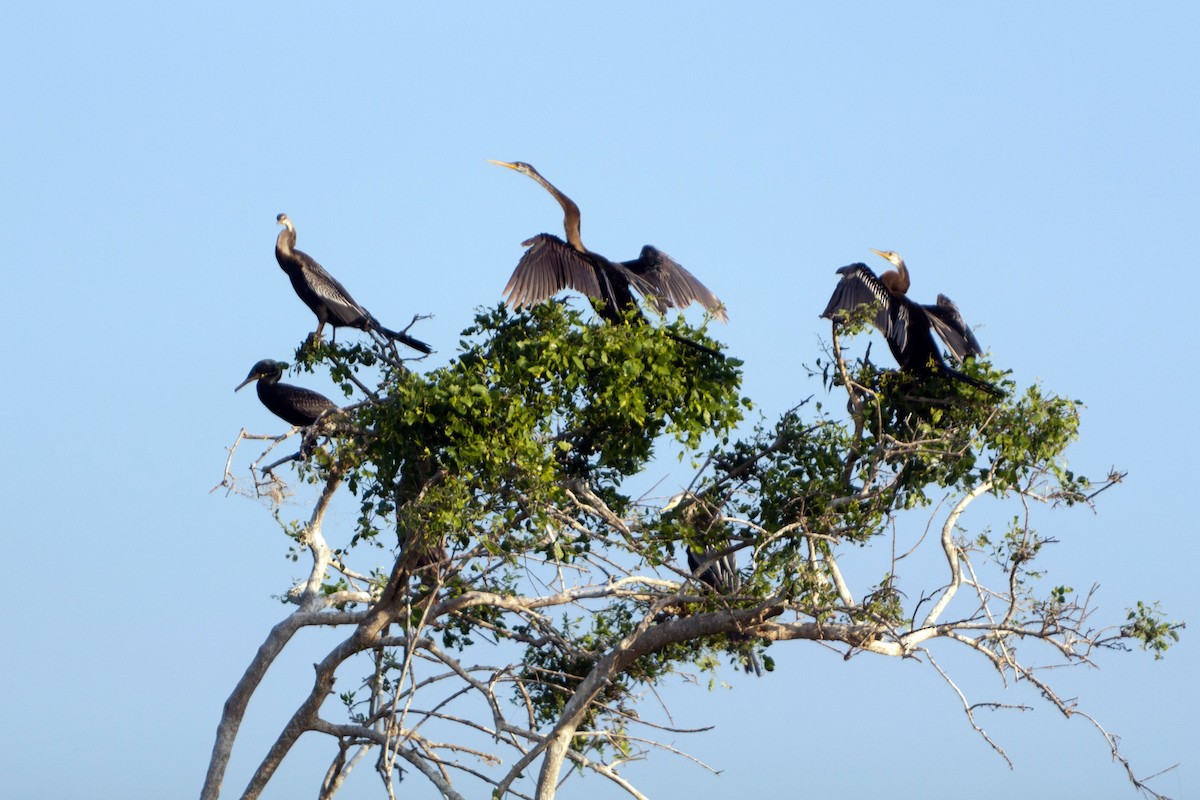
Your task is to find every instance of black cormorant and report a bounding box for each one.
[235,359,338,427]
[275,213,431,354]
[489,161,727,324]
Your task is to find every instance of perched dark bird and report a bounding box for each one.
[663,492,762,676]
[489,160,727,324]
[821,250,1000,396]
[274,213,431,354]
[235,359,338,427]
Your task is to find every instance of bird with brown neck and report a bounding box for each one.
[870,248,911,295]
[489,159,728,327]
[821,251,1002,396]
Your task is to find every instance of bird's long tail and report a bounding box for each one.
[666,330,724,359]
[375,323,433,355]
[727,630,763,677]
[938,364,1003,397]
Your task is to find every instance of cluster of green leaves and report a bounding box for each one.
[1122,601,1184,659]
[334,303,744,558]
[821,355,1089,499]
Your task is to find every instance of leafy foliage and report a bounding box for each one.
[213,305,1180,800]
[340,303,743,551]
[1123,601,1184,659]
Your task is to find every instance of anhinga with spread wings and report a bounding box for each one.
[489,160,727,325]
[235,359,338,427]
[821,249,1000,396]
[275,213,432,354]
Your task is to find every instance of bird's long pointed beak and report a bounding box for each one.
[488,159,518,170]
[234,375,257,392]
[869,248,904,268]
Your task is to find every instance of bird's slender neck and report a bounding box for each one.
[276,222,297,257]
[881,259,910,294]
[527,170,584,252]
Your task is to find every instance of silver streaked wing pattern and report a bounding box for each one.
[821,263,908,354]
[687,546,739,594]
[295,249,370,326]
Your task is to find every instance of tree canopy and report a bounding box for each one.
[208,304,1179,800]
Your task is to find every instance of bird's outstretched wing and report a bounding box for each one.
[502,233,603,309]
[295,248,371,327]
[821,263,910,354]
[619,245,727,321]
[923,294,983,362]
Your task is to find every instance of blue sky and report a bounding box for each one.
[2,3,1195,798]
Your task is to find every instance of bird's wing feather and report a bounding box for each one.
[262,383,338,427]
[295,249,370,325]
[821,263,907,351]
[709,551,739,593]
[923,294,983,362]
[502,233,603,308]
[688,546,739,594]
[284,386,338,418]
[620,245,727,321]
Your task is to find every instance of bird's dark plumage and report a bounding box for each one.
[621,244,726,320]
[490,161,727,324]
[664,492,762,676]
[274,213,431,354]
[925,293,983,362]
[235,359,338,427]
[822,259,1000,396]
[686,545,740,596]
[663,493,741,593]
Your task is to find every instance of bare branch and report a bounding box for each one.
[916,480,993,634]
